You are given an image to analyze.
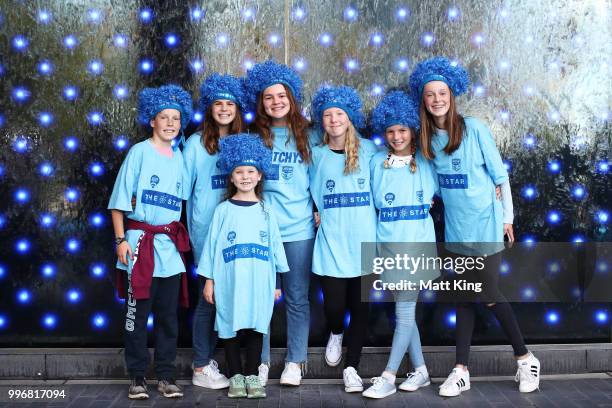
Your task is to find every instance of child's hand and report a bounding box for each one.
[504,223,515,243]
[274,289,282,301]
[204,280,215,304]
[117,241,133,265]
[495,186,501,200]
[131,195,137,211]
[313,212,321,228]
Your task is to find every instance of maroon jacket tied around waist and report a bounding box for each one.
[115,219,190,307]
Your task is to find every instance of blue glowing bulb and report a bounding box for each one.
[595,310,609,324]
[147,314,154,329]
[66,289,81,303]
[17,289,31,303]
[65,188,79,202]
[190,59,204,72]
[88,111,104,125]
[243,60,254,71]
[91,263,105,277]
[41,264,55,277]
[113,85,128,99]
[191,7,204,20]
[192,112,203,123]
[15,188,30,203]
[139,59,153,74]
[89,162,104,176]
[88,60,104,75]
[547,160,561,173]
[370,33,383,46]
[523,85,535,96]
[63,35,77,49]
[597,161,609,174]
[12,35,28,51]
[499,8,509,18]
[521,287,535,300]
[293,58,307,72]
[0,114,3,128]
[88,9,102,23]
[216,33,229,47]
[244,112,254,123]
[499,110,510,121]
[292,7,306,21]
[572,185,585,199]
[92,313,107,328]
[139,8,153,23]
[42,314,57,329]
[64,137,78,151]
[13,137,28,153]
[547,262,560,274]
[13,86,30,102]
[344,58,359,72]
[0,315,6,329]
[38,60,53,75]
[596,210,609,224]
[474,85,485,96]
[38,10,51,23]
[165,33,179,47]
[66,238,80,253]
[63,86,78,101]
[421,32,435,47]
[113,34,127,48]
[319,33,332,46]
[522,235,537,245]
[447,6,460,20]
[370,84,384,96]
[89,213,104,227]
[372,136,384,146]
[547,211,561,224]
[343,6,358,21]
[523,133,536,148]
[268,33,281,46]
[0,214,5,229]
[472,32,485,46]
[446,311,456,326]
[548,110,560,122]
[572,235,586,243]
[499,60,510,70]
[521,185,536,200]
[396,7,409,20]
[0,64,3,76]
[39,112,53,127]
[499,261,510,275]
[40,213,55,228]
[0,264,5,278]
[546,311,559,324]
[242,8,255,20]
[396,58,409,72]
[114,136,128,150]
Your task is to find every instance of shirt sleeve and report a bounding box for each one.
[269,211,289,273]
[500,179,514,224]
[181,137,198,200]
[473,120,509,185]
[108,147,139,212]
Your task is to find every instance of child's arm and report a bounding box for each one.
[204,279,214,304]
[111,209,133,265]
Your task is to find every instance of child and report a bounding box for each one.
[309,86,378,393]
[244,60,318,386]
[363,90,440,399]
[409,56,541,397]
[183,73,246,389]
[108,85,192,399]
[198,133,289,399]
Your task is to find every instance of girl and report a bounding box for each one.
[198,133,289,399]
[244,60,318,385]
[409,57,540,397]
[183,73,245,389]
[309,86,378,393]
[363,90,440,399]
[108,85,192,399]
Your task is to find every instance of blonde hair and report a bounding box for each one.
[323,122,361,175]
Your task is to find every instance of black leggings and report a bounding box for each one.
[223,329,263,377]
[453,251,528,365]
[319,275,369,369]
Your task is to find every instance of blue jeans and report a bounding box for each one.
[192,275,218,368]
[385,301,425,373]
[261,238,314,364]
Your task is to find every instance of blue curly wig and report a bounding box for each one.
[370,90,420,134]
[244,60,303,109]
[409,57,470,105]
[311,85,365,130]
[199,73,246,115]
[137,84,193,130]
[219,133,273,178]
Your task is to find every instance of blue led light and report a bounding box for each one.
[343,6,358,21]
[63,35,77,49]
[572,185,586,200]
[523,133,536,148]
[91,263,106,278]
[268,33,281,46]
[446,311,456,326]
[17,289,31,303]
[38,10,51,23]
[421,32,435,47]
[15,188,30,203]
[596,161,609,174]
[88,111,104,125]
[595,310,609,324]
[41,263,56,277]
[499,110,510,121]
[395,58,409,72]
[546,311,559,324]
[521,287,535,300]
[473,85,486,96]
[165,33,179,47]
[522,235,537,245]
[64,137,78,151]
[139,8,153,23]
[63,85,78,101]
[292,7,306,21]
[242,8,255,21]
[89,213,105,227]
[548,110,560,122]
[13,137,29,153]
[42,314,57,329]
[396,7,409,20]
[66,289,81,303]
[596,210,609,224]
[191,7,204,20]
[139,59,153,74]
[521,185,537,200]
[216,33,229,47]
[12,35,28,51]
[89,162,104,176]
[499,261,510,275]
[372,136,384,146]
[471,32,485,46]
[147,314,154,329]
[113,34,127,48]
[88,9,102,23]
[547,160,561,173]
[12,86,30,102]
[344,312,351,327]
[40,213,55,228]
[113,85,128,100]
[499,60,510,70]
[88,60,104,75]
[38,60,53,75]
[547,261,561,275]
[293,58,307,72]
[92,313,107,328]
[66,238,80,253]
[369,32,384,46]
[503,160,512,172]
[114,136,128,150]
[572,235,586,243]
[190,59,204,72]
[370,84,384,96]
[0,214,5,229]
[244,112,254,123]
[0,114,3,128]
[0,315,6,329]
[243,59,254,71]
[447,6,460,20]
[65,188,79,202]
[190,111,202,123]
[39,112,53,127]
[0,264,5,278]
[319,33,333,46]
[547,211,561,224]
[344,58,359,72]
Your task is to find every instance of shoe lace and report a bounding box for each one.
[246,375,261,387]
[204,360,221,378]
[370,377,386,390]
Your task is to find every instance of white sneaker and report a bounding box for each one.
[325,332,343,367]
[280,362,302,386]
[399,370,430,392]
[258,363,269,386]
[439,368,470,397]
[362,376,396,399]
[192,360,230,389]
[343,366,363,393]
[515,353,540,393]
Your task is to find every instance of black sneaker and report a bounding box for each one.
[157,378,183,398]
[128,376,149,399]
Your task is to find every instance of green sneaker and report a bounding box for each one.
[227,374,247,398]
[245,375,266,398]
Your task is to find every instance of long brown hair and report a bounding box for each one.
[254,84,312,163]
[419,89,465,160]
[199,104,245,155]
[322,122,361,175]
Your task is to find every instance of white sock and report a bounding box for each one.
[415,365,428,377]
[382,371,396,383]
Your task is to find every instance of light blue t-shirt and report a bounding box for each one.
[430,117,508,253]
[182,133,227,263]
[198,200,289,339]
[108,139,185,277]
[309,139,378,278]
[263,127,321,242]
